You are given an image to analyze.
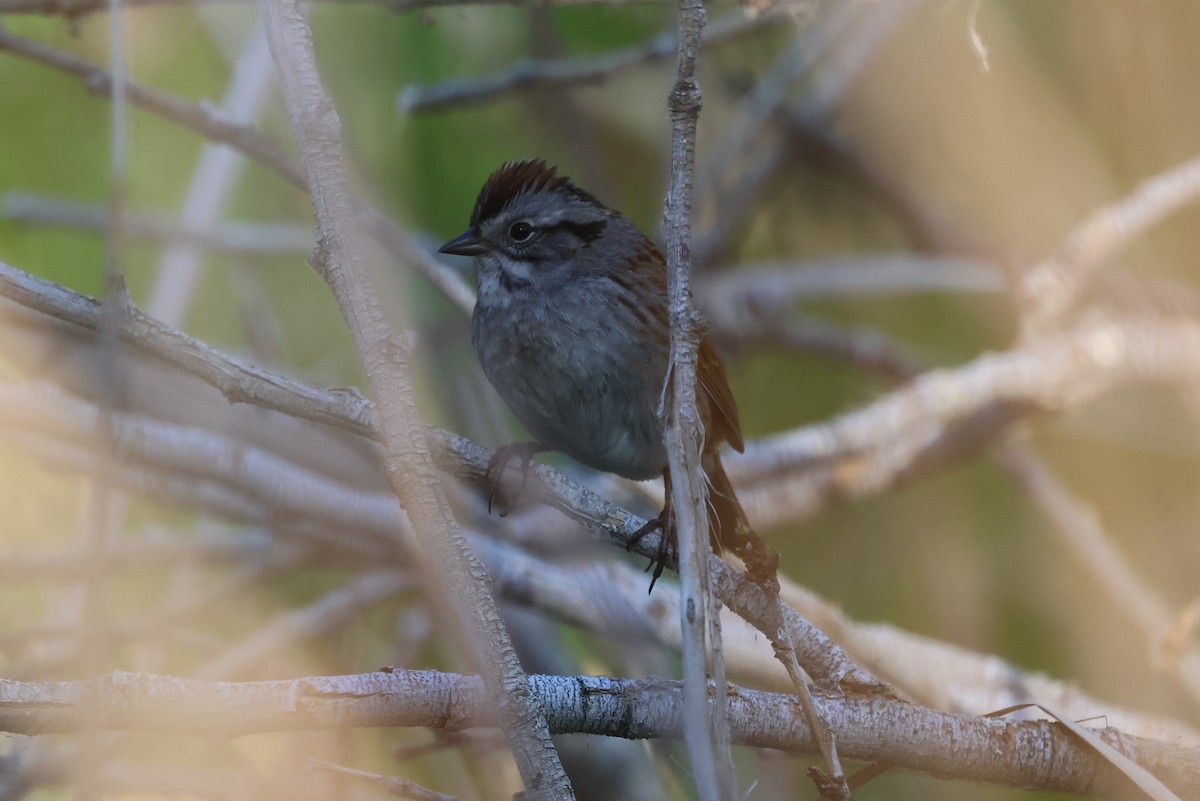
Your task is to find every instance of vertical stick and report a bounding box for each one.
[662,0,737,798]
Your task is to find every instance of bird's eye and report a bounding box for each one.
[508,221,535,243]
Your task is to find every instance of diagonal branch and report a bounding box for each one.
[0,27,474,317]
[257,0,574,797]
[1021,153,1200,336]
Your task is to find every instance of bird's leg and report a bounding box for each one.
[484,442,547,516]
[627,467,675,593]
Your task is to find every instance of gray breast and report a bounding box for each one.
[472,279,668,480]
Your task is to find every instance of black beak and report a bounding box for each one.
[439,228,487,257]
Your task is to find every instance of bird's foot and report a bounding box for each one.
[484,442,546,516]
[628,505,675,594]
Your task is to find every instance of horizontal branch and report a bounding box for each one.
[0,670,1193,799]
[0,528,277,582]
[0,0,661,17]
[730,314,1200,522]
[700,254,1000,306]
[2,193,313,254]
[399,7,780,112]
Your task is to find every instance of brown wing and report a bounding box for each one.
[698,335,744,453]
[630,239,743,453]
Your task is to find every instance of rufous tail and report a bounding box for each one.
[702,452,780,592]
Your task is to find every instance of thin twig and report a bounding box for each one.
[195,572,409,679]
[308,759,465,801]
[399,7,780,113]
[1022,153,1200,335]
[662,0,737,796]
[147,17,278,326]
[0,0,662,17]
[0,26,492,320]
[694,3,859,223]
[2,193,313,254]
[710,313,923,384]
[728,314,1200,499]
[996,441,1200,707]
[693,0,919,269]
[700,254,1000,303]
[0,23,307,190]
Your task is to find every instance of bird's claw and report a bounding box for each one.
[628,508,675,594]
[484,442,545,516]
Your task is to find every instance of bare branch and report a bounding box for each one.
[0,23,306,190]
[399,7,782,113]
[0,29,472,317]
[0,670,1194,799]
[700,254,1001,304]
[308,759,465,801]
[146,18,278,326]
[693,0,920,269]
[1022,153,1200,335]
[0,363,1191,751]
[259,0,573,795]
[2,193,313,255]
[997,442,1200,707]
[661,0,740,794]
[0,260,380,437]
[0,0,663,17]
[730,315,1200,525]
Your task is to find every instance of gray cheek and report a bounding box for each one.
[505,256,538,284]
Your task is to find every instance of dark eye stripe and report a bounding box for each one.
[546,219,607,243]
